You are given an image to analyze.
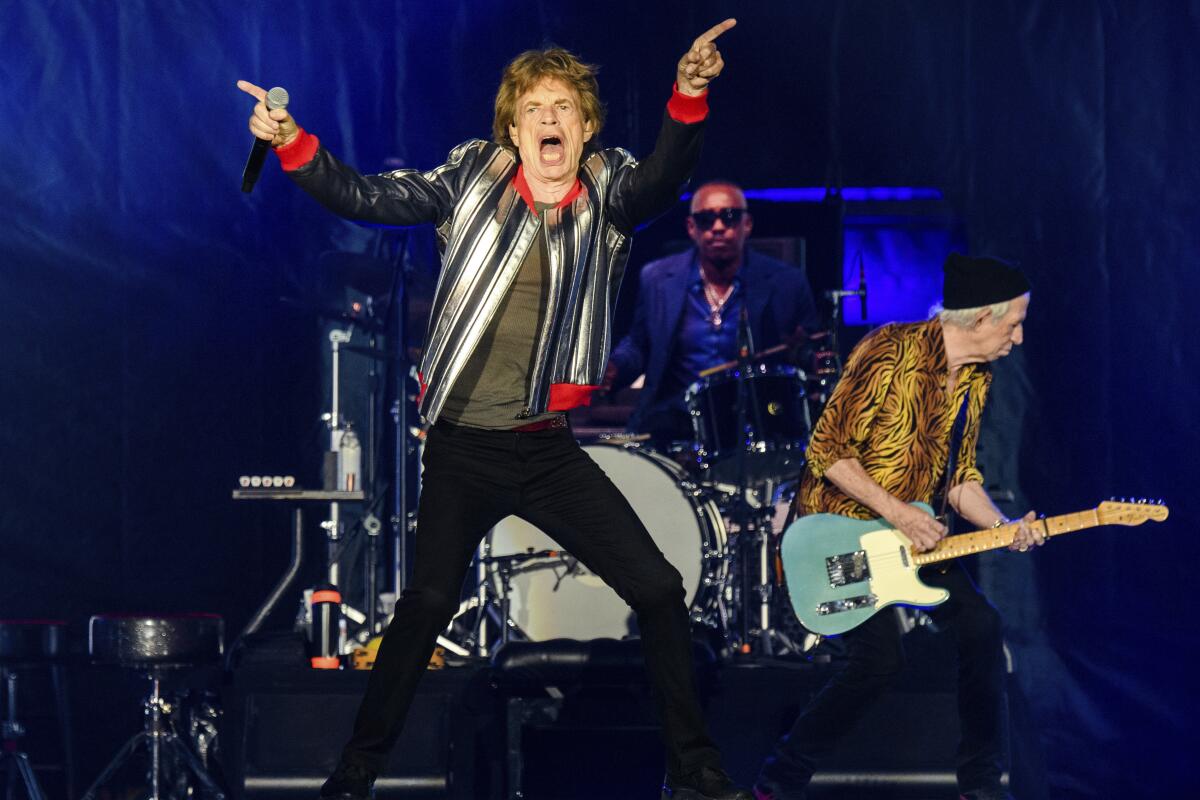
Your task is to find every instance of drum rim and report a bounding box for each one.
[579,442,729,553]
[683,362,807,402]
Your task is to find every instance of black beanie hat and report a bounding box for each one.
[942,253,1030,310]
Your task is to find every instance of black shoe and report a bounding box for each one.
[752,775,806,800]
[959,792,1013,800]
[662,765,754,800]
[319,760,376,800]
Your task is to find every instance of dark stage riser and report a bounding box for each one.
[222,665,499,800]
[221,631,1029,800]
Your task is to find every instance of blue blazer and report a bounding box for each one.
[610,247,820,432]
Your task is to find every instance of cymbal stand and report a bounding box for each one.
[727,307,806,657]
[729,306,768,654]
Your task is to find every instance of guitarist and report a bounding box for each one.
[754,254,1042,800]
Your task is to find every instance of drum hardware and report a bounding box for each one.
[443,546,576,657]
[321,289,400,643]
[475,443,729,649]
[320,325,371,639]
[689,306,825,658]
[228,492,366,667]
[594,431,652,443]
[695,329,832,380]
[227,238,428,665]
[685,364,812,486]
[726,307,764,653]
[316,238,430,640]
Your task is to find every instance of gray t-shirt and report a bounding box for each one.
[440,202,564,429]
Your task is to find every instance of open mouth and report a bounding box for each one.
[539,135,564,165]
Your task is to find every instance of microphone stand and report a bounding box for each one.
[824,286,864,366]
[825,253,867,364]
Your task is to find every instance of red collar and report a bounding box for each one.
[513,164,584,213]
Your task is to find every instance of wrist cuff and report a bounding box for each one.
[275,128,319,171]
[667,83,709,124]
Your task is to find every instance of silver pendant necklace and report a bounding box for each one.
[703,280,734,327]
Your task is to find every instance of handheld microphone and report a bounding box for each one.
[241,86,290,193]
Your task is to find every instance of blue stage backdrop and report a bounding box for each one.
[2,2,1197,796]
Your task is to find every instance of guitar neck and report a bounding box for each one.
[912,508,1102,565]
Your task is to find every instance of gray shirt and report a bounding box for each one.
[440,202,564,429]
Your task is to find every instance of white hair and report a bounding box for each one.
[934,299,1012,328]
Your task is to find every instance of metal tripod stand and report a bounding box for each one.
[81,673,224,800]
[1,668,48,800]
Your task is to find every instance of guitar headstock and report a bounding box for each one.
[1098,498,1169,526]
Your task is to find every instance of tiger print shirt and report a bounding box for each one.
[797,318,991,520]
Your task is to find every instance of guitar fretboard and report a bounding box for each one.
[912,508,1101,565]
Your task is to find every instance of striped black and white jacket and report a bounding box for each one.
[285,98,705,423]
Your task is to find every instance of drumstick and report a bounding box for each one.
[697,343,789,378]
[697,329,831,378]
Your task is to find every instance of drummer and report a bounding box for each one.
[603,180,820,446]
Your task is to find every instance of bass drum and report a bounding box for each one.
[487,442,727,641]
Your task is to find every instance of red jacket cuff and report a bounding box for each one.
[274,128,319,171]
[547,383,598,411]
[667,83,709,124]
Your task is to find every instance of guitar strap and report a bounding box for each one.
[936,387,972,536]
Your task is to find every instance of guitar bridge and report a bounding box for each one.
[825,550,871,588]
[816,594,878,616]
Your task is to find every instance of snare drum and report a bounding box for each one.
[686,364,812,484]
[487,443,727,641]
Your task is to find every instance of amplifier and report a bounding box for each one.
[220,664,496,799]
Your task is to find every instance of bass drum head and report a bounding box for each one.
[487,443,723,642]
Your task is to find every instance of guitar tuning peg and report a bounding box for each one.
[1139,497,1147,504]
[1108,495,1116,501]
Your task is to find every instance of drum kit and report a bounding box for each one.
[245,238,849,664]
[440,337,842,661]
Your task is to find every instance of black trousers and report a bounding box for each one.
[340,420,721,778]
[761,562,1008,795]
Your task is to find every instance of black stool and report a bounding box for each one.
[82,614,226,800]
[0,620,67,800]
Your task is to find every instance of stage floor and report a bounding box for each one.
[215,629,1014,800]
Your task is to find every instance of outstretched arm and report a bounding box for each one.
[235,79,456,226]
[610,19,737,230]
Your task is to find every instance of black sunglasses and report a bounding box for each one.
[690,207,747,230]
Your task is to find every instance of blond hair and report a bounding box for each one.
[492,47,605,151]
